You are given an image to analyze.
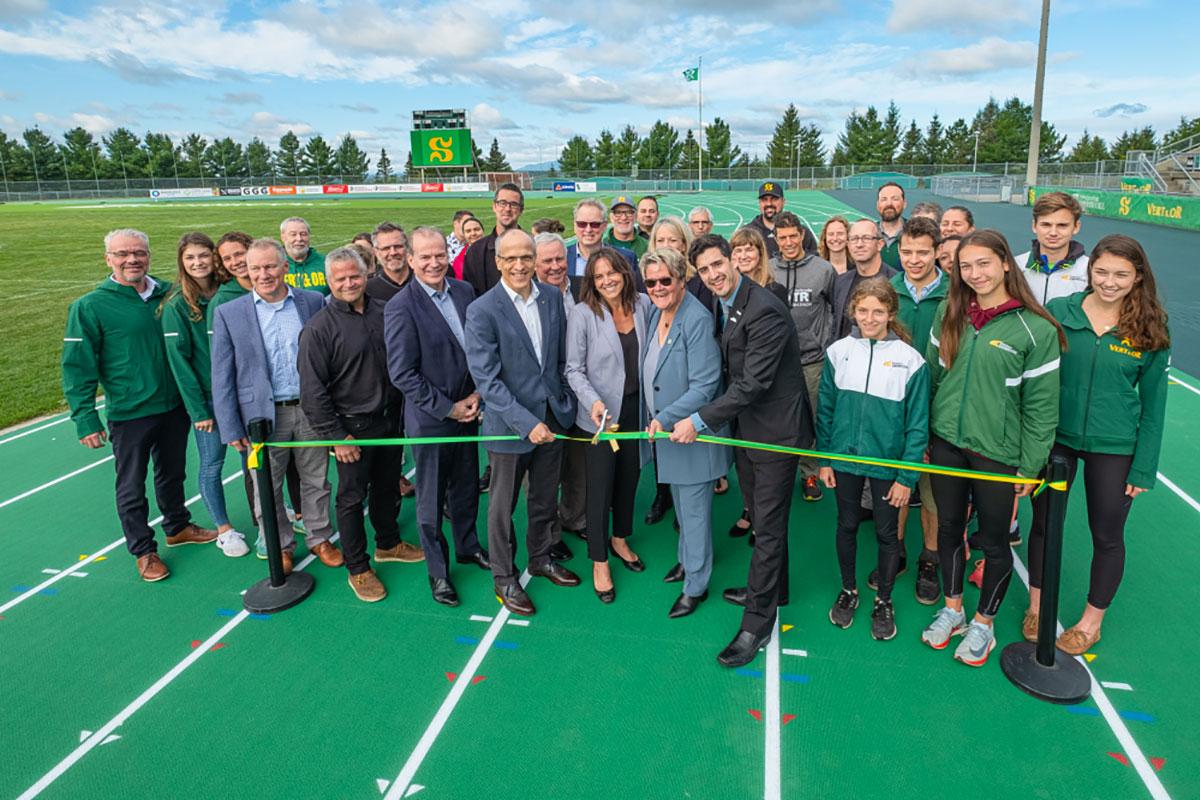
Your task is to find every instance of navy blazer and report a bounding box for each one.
[565,244,643,301]
[210,287,325,444]
[464,280,576,454]
[384,277,477,437]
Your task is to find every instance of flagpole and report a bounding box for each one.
[697,55,704,192]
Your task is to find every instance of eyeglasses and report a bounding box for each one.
[847,236,880,244]
[644,277,675,289]
[611,209,634,217]
[575,220,605,230]
[494,199,523,211]
[107,250,149,259]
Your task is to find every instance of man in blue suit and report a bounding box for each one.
[211,238,342,575]
[465,229,581,616]
[566,198,638,301]
[385,227,490,607]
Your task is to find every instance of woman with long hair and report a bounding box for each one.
[1023,234,1170,654]
[731,226,787,302]
[819,215,853,274]
[920,229,1065,667]
[160,232,247,557]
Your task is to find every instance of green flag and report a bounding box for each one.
[682,66,699,81]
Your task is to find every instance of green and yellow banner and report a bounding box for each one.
[410,129,474,168]
[1030,185,1200,231]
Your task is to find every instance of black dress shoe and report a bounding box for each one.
[723,586,748,606]
[478,465,491,494]
[430,576,460,607]
[549,540,573,562]
[668,590,707,618]
[562,526,588,541]
[717,629,771,668]
[663,562,685,583]
[496,583,535,616]
[728,509,752,538]
[455,549,490,571]
[529,561,581,587]
[610,544,645,573]
[644,486,673,525]
[594,584,616,604]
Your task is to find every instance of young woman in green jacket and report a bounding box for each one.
[921,230,1066,667]
[1024,235,1170,655]
[160,233,248,557]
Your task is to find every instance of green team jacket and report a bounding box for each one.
[160,290,214,423]
[891,271,948,357]
[1046,292,1170,488]
[62,277,182,438]
[602,228,648,259]
[926,303,1061,477]
[285,248,329,295]
[817,333,930,487]
[208,279,250,324]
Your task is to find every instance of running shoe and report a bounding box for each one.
[870,598,897,641]
[828,589,859,628]
[867,554,907,591]
[954,621,996,667]
[802,475,823,502]
[914,556,940,605]
[216,530,250,558]
[921,606,967,649]
[967,558,984,589]
[254,533,268,560]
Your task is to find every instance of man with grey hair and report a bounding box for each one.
[280,216,329,296]
[911,201,943,225]
[212,238,343,575]
[688,206,714,239]
[299,247,416,602]
[566,198,637,299]
[366,221,411,303]
[63,228,217,582]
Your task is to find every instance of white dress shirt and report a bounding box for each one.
[500,279,543,367]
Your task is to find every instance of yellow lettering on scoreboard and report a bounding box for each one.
[429,137,454,163]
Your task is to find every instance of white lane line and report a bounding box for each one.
[15,541,328,800]
[1156,472,1200,515]
[1011,553,1170,800]
[781,648,808,658]
[1168,369,1200,397]
[764,618,782,800]
[505,619,530,627]
[0,455,114,510]
[0,471,242,616]
[382,571,532,800]
[1102,682,1134,692]
[468,614,493,623]
[0,404,105,445]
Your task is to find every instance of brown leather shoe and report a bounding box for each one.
[529,561,581,587]
[399,476,416,497]
[1056,625,1100,656]
[348,569,387,602]
[281,549,294,576]
[136,552,170,582]
[375,541,424,563]
[311,541,344,567]
[1022,610,1039,643]
[165,524,219,547]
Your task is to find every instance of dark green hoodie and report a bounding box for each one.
[62,276,181,437]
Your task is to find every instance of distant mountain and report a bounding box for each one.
[514,160,559,171]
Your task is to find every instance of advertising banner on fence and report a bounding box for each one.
[553,181,577,192]
[149,188,218,199]
[269,185,296,195]
[297,185,325,195]
[444,182,490,192]
[575,181,598,192]
[421,183,445,193]
[1031,186,1199,232]
[322,184,348,194]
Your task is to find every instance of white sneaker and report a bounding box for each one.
[216,530,250,558]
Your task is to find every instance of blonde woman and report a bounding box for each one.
[819,216,853,274]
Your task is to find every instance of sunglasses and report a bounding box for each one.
[644,277,675,289]
[575,220,605,230]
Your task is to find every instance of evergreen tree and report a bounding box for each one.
[204,137,246,177]
[836,106,890,165]
[897,120,924,164]
[637,120,682,171]
[794,124,826,167]
[482,137,511,171]
[246,137,273,177]
[101,128,147,179]
[559,135,594,173]
[61,127,105,181]
[1110,126,1157,159]
[20,127,64,180]
[704,117,742,169]
[922,114,947,163]
[334,133,370,179]
[179,134,207,178]
[1164,116,1200,146]
[766,104,802,168]
[0,131,29,181]
[402,150,413,180]
[299,135,337,180]
[375,148,392,181]
[679,129,700,171]
[274,130,302,181]
[614,126,640,173]
[882,101,903,164]
[974,97,1065,162]
[470,138,484,170]
[1068,130,1110,162]
[144,132,177,179]
[944,118,975,163]
[593,129,617,172]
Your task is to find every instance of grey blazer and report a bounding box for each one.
[210,287,325,444]
[565,294,650,433]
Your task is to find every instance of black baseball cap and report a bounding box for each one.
[758,181,784,199]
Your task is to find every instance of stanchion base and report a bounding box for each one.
[1000,641,1091,705]
[242,571,315,614]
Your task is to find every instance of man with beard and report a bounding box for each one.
[462,183,525,297]
[747,181,817,259]
[365,222,411,303]
[280,217,329,296]
[875,182,907,270]
[602,195,647,258]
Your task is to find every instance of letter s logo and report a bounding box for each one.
[1119,196,1131,216]
[429,137,453,163]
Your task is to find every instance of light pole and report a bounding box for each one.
[973,130,980,172]
[1025,0,1051,190]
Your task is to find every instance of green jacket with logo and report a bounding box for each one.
[160,289,214,423]
[62,277,182,438]
[891,270,948,357]
[285,248,329,295]
[602,228,648,259]
[1046,292,1170,488]
[926,304,1061,477]
[207,279,250,326]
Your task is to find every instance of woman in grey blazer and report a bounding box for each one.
[640,248,732,618]
[565,247,651,603]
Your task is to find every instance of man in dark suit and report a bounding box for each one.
[386,227,490,607]
[461,182,525,298]
[668,233,813,667]
[464,229,581,616]
[566,198,637,300]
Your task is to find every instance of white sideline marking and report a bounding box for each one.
[505,618,530,627]
[0,404,105,445]
[41,569,87,578]
[382,571,531,800]
[764,618,782,800]
[1156,472,1200,515]
[0,472,241,616]
[0,456,114,510]
[468,614,493,622]
[1102,682,1134,692]
[781,648,808,658]
[1167,369,1200,397]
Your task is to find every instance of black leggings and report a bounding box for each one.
[833,472,901,601]
[1028,443,1133,610]
[929,435,1016,618]
[585,393,642,562]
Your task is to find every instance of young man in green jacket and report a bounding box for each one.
[281,217,329,295]
[61,229,216,582]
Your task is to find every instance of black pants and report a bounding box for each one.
[1028,443,1133,610]
[929,435,1016,618]
[487,422,564,586]
[585,393,641,562]
[333,415,403,575]
[108,405,192,557]
[413,427,484,579]
[834,472,901,601]
[741,454,798,637]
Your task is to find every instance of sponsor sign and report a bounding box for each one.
[553,181,577,192]
[269,185,296,195]
[421,183,445,193]
[322,184,348,194]
[296,185,325,195]
[443,182,490,193]
[575,181,598,193]
[148,188,218,199]
[1031,185,1200,231]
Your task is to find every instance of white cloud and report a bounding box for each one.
[244,111,314,139]
[0,0,46,20]
[919,37,1036,76]
[887,0,1037,33]
[32,111,118,134]
[470,103,518,130]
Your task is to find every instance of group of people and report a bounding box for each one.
[61,179,1169,669]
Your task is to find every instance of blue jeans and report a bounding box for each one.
[194,424,230,528]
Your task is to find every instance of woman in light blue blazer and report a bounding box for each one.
[565,247,651,603]
[640,248,732,618]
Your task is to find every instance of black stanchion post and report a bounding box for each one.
[1000,454,1091,704]
[242,418,314,614]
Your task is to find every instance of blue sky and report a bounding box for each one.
[0,0,1196,168]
